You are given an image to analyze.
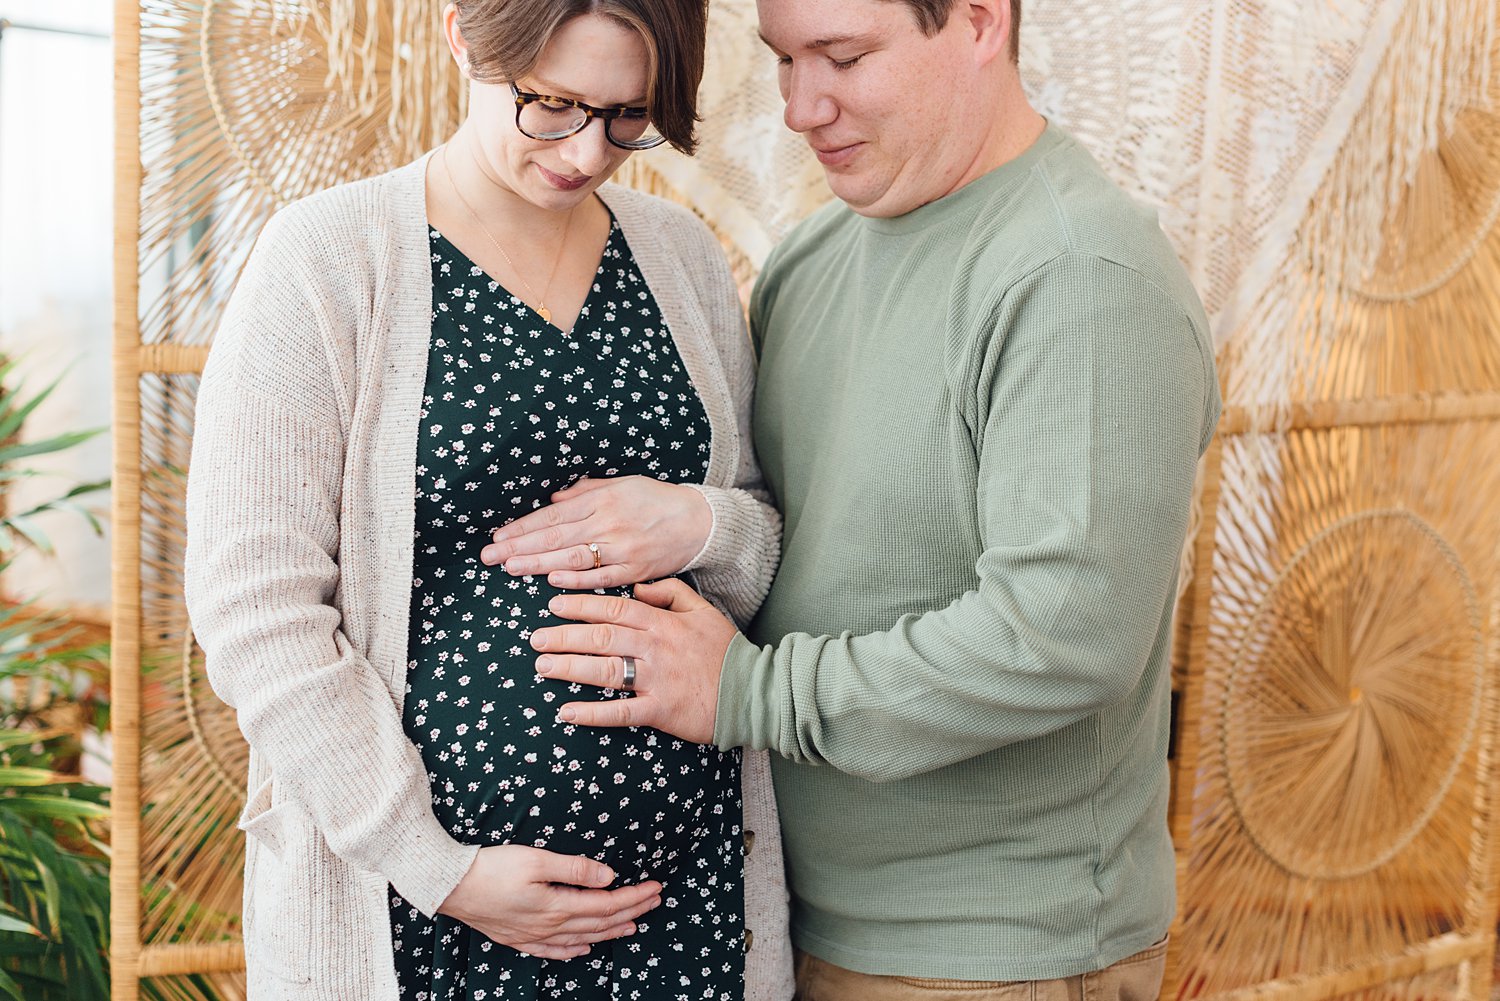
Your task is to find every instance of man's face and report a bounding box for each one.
[757,0,984,218]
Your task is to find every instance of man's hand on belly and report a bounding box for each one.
[530,578,734,745]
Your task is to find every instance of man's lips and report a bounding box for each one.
[811,141,862,167]
[537,164,591,190]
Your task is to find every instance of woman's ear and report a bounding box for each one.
[442,2,471,76]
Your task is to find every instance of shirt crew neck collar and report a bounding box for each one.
[859,120,1064,236]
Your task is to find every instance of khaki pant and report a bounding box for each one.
[794,937,1168,1001]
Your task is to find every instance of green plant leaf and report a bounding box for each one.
[0,371,65,442]
[0,728,66,750]
[0,429,103,466]
[0,766,74,786]
[24,499,105,537]
[34,860,60,939]
[1,365,114,1001]
[60,479,111,499]
[0,913,41,936]
[0,515,52,555]
[0,936,53,959]
[0,796,109,822]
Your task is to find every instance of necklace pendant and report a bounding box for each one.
[538,305,552,323]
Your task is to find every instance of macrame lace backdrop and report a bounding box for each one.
[312,0,1495,407]
[626,0,1494,604]
[655,0,1495,405]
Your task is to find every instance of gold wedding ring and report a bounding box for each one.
[588,542,602,569]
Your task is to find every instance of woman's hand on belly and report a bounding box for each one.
[480,476,711,590]
[437,844,663,960]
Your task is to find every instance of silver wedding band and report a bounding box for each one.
[621,656,636,692]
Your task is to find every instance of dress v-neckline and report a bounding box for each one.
[427,219,618,336]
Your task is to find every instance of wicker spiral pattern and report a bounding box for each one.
[1351,64,1500,302]
[1167,6,1500,996]
[138,374,249,952]
[1220,508,1484,882]
[1173,421,1500,999]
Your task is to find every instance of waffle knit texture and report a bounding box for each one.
[184,151,793,1001]
[716,123,1221,980]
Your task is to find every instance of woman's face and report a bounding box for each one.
[460,13,651,212]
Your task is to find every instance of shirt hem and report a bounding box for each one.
[791,922,1172,982]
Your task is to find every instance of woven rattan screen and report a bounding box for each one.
[112,1,1500,1000]
[1170,414,1500,1000]
[1165,15,1500,996]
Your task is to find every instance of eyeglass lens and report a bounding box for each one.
[518,98,661,148]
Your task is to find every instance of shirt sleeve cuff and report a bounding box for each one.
[714,631,769,751]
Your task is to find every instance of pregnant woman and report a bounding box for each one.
[184,2,790,999]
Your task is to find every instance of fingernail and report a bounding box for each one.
[479,547,497,564]
[536,656,553,675]
[559,707,576,721]
[532,633,547,650]
[548,597,563,612]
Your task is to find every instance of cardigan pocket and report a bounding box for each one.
[239,777,315,986]
[238,775,288,858]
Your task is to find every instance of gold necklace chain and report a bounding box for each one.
[440,144,575,324]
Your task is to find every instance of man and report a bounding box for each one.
[517,0,1220,996]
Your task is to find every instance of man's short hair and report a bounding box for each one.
[888,0,1021,62]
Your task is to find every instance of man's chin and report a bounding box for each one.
[825,172,885,216]
[832,178,915,220]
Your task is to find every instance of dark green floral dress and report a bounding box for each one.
[387,219,745,1001]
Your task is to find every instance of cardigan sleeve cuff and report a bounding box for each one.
[679,484,780,629]
[681,483,729,572]
[377,808,480,918]
[681,484,768,575]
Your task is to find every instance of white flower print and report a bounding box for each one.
[391,224,742,1001]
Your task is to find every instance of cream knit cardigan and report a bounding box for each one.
[184,151,793,1001]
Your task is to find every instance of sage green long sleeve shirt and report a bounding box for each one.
[715,124,1220,980]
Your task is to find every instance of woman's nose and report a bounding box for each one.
[558,118,615,177]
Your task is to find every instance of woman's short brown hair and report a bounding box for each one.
[888,0,1021,62]
[454,0,709,154]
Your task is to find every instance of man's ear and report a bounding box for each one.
[963,0,1013,69]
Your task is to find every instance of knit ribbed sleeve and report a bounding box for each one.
[680,242,781,628]
[602,187,782,628]
[184,207,478,918]
[716,253,1217,780]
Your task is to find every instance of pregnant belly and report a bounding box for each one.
[402,566,739,881]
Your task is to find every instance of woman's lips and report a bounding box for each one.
[813,142,862,168]
[537,164,591,191]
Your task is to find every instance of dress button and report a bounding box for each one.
[744,928,754,952]
[744,830,756,855]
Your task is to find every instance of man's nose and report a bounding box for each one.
[781,66,837,134]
